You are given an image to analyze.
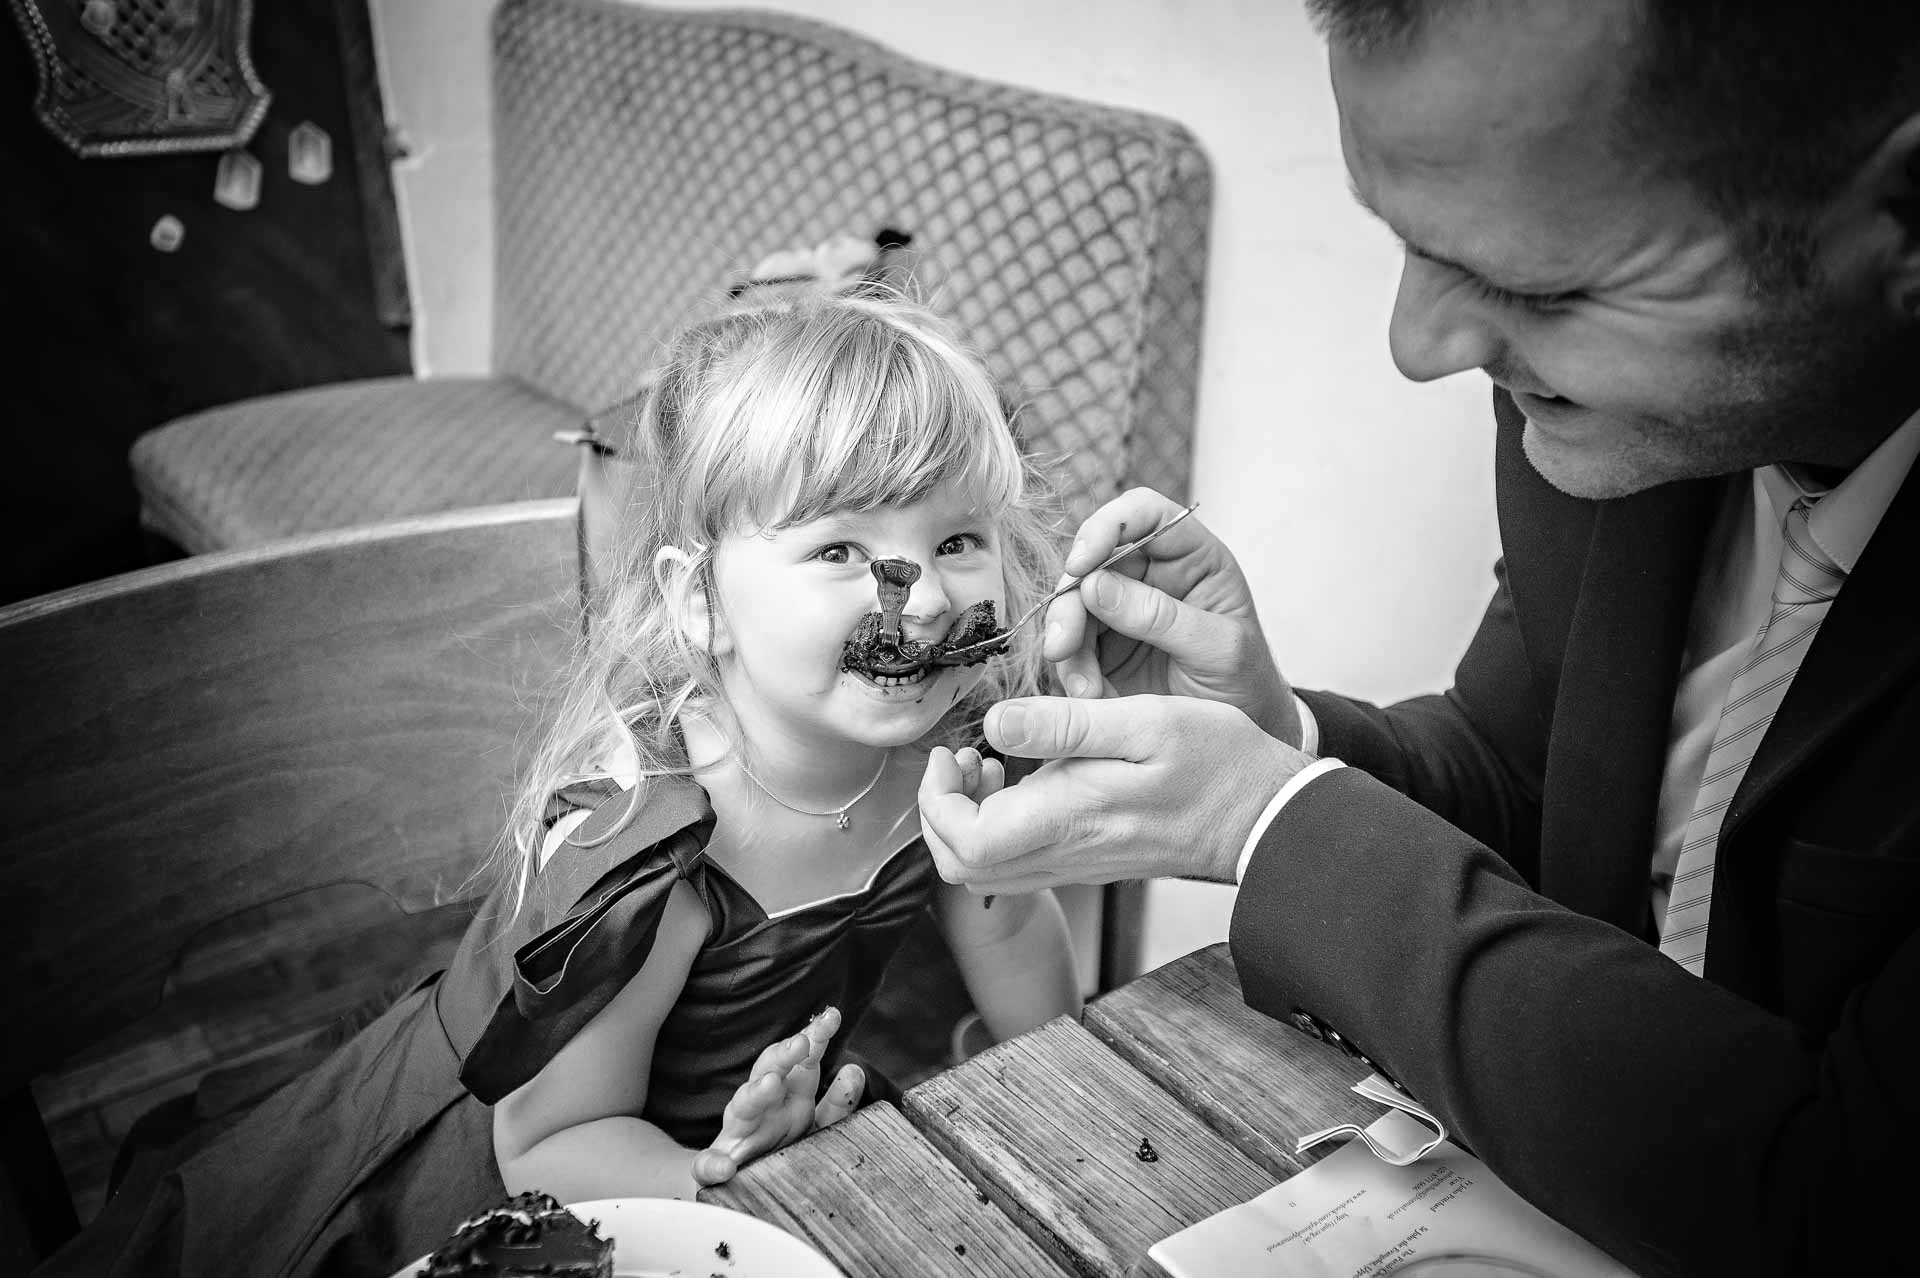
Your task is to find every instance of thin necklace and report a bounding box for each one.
[737,751,889,832]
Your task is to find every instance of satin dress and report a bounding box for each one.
[39,774,937,1278]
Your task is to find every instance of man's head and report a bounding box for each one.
[1314,0,1920,497]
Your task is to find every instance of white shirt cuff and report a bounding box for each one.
[1293,693,1320,755]
[1235,757,1346,884]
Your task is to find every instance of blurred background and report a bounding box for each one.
[4,0,1499,1087]
[4,0,1506,1239]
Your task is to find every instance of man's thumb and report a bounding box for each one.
[986,695,1156,761]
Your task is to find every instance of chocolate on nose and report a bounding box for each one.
[870,558,921,644]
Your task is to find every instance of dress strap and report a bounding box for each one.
[457,777,715,1103]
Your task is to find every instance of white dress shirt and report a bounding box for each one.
[1648,408,1920,928]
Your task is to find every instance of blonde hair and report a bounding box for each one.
[497,290,1059,908]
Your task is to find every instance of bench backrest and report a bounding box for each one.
[0,499,579,1095]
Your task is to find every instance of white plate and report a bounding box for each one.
[390,1197,844,1278]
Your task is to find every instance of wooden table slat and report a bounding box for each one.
[903,1016,1274,1278]
[1083,942,1377,1180]
[703,1101,1068,1278]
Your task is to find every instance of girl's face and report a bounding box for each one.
[707,488,1007,755]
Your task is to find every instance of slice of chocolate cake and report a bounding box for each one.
[928,600,1004,666]
[424,1191,613,1278]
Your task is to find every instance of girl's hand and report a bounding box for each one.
[691,1006,865,1186]
[947,745,1006,804]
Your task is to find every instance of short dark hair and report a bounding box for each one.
[1306,0,1920,287]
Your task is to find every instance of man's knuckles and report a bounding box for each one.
[1046,697,1103,754]
[1069,788,1138,850]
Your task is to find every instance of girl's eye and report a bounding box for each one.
[937,533,983,557]
[814,543,854,565]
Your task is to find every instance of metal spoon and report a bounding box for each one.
[937,501,1201,663]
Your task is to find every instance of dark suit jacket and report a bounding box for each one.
[1230,390,1920,1277]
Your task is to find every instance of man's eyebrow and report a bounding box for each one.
[1345,176,1564,295]
[1345,175,1460,271]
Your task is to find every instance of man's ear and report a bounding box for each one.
[1899,113,1920,316]
[653,545,730,657]
[1837,110,1920,318]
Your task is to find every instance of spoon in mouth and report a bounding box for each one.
[936,500,1201,664]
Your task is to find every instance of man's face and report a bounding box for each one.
[1332,0,1896,498]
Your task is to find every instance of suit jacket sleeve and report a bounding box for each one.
[1234,737,1917,1278]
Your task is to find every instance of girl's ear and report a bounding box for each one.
[653,545,731,656]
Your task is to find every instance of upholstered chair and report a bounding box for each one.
[128,0,1211,553]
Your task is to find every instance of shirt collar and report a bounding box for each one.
[1764,405,1920,574]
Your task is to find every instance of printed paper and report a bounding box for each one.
[1149,1111,1636,1278]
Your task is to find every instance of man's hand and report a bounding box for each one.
[920,695,1310,894]
[692,1006,863,1186]
[1047,488,1301,747]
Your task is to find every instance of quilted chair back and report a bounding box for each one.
[491,0,1211,517]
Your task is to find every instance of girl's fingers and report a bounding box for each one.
[948,749,1005,802]
[691,1147,739,1187]
[952,747,985,795]
[800,1006,842,1064]
[973,757,1006,801]
[715,1070,784,1151]
[744,1003,841,1082]
[747,1021,816,1078]
[812,1063,865,1129]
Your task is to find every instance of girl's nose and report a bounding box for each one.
[904,565,952,623]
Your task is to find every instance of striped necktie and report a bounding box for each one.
[1658,496,1846,975]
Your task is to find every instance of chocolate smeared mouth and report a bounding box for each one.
[840,557,1006,679]
[840,600,1006,677]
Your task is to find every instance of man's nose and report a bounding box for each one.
[1387,251,1503,383]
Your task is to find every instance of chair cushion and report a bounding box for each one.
[131,376,583,553]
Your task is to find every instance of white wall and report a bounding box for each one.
[369,0,1503,975]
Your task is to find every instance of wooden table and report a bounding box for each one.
[705,943,1380,1277]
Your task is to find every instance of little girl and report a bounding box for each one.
[48,291,1080,1278]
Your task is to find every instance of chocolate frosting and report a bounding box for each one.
[423,1191,613,1278]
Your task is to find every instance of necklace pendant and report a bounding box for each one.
[835,810,852,832]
